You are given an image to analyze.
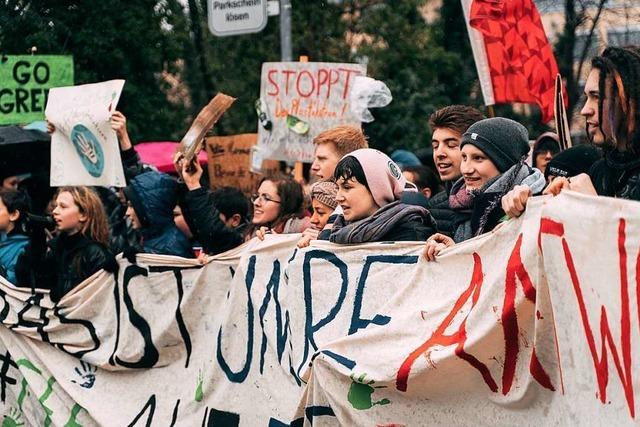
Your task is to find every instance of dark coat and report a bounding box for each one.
[125,172,194,258]
[589,153,640,201]
[17,233,117,302]
[376,214,436,242]
[121,147,146,183]
[179,187,244,255]
[426,182,468,238]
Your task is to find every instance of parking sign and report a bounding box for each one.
[207,0,268,37]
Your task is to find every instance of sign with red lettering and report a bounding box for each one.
[0,55,74,125]
[257,62,367,163]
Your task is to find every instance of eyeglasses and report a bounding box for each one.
[251,193,281,204]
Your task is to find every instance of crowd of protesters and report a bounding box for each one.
[0,45,639,302]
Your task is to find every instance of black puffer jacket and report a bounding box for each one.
[426,182,467,238]
[589,150,640,201]
[19,233,117,302]
[179,187,245,255]
[376,214,435,242]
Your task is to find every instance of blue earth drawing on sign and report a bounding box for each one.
[70,124,105,177]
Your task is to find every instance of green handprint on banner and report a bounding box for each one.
[2,407,24,427]
[347,373,390,410]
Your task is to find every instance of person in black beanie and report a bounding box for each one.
[545,145,602,183]
[424,118,546,260]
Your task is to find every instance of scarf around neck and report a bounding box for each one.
[449,163,546,242]
[329,201,430,244]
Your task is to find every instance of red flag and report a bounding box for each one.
[469,0,560,122]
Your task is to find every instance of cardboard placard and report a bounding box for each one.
[205,133,280,195]
[179,93,235,164]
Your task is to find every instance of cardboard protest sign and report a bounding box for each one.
[45,80,126,187]
[179,93,235,165]
[205,133,280,195]
[0,192,638,426]
[257,62,366,163]
[0,55,74,125]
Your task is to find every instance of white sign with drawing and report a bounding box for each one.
[45,80,126,187]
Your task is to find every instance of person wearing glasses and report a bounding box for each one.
[249,174,310,240]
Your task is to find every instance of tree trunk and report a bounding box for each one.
[187,0,214,108]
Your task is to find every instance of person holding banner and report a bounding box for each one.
[426,105,486,238]
[425,117,546,260]
[321,149,436,244]
[249,174,309,240]
[176,160,247,255]
[123,171,195,258]
[18,187,117,302]
[297,180,338,248]
[503,45,640,217]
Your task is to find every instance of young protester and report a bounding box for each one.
[17,187,117,302]
[0,190,31,284]
[310,126,369,180]
[426,105,486,237]
[402,165,441,199]
[176,160,248,255]
[297,180,338,248]
[320,149,436,244]
[424,118,545,260]
[531,132,560,176]
[249,174,309,239]
[502,46,640,217]
[123,171,195,258]
[544,145,601,184]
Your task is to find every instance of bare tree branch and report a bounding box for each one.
[575,0,608,86]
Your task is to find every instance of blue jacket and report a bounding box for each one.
[124,171,194,258]
[0,232,29,284]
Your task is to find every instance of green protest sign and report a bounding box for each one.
[0,55,74,125]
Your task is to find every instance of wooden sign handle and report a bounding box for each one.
[293,55,309,182]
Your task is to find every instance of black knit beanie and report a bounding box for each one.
[545,145,602,179]
[460,117,530,172]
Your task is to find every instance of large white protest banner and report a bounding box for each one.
[256,62,366,163]
[45,80,126,187]
[0,192,637,426]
